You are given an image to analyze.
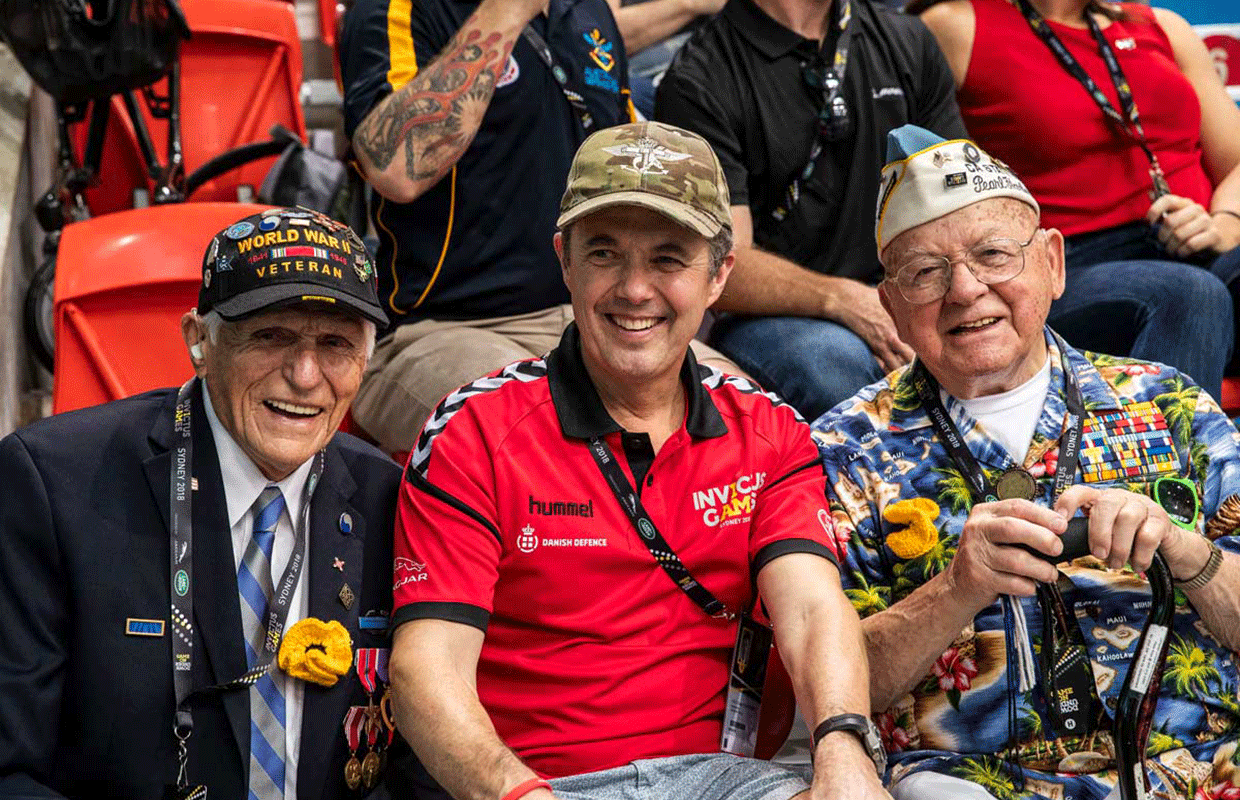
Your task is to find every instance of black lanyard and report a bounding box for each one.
[1013,0,1170,199]
[772,0,854,222]
[586,436,730,619]
[521,25,595,134]
[911,339,1097,737]
[910,338,1085,505]
[167,380,322,794]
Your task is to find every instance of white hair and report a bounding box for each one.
[194,308,377,360]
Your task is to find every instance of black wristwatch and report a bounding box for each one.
[811,713,887,776]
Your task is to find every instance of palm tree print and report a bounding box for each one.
[951,756,1021,800]
[1154,377,1200,449]
[1163,635,1222,698]
[845,573,890,617]
[893,374,921,413]
[908,536,957,580]
[1190,440,1210,483]
[934,467,975,515]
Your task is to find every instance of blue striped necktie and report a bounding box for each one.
[238,486,287,800]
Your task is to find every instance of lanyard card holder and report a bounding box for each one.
[721,612,774,757]
[586,436,768,755]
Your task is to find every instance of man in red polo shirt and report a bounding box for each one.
[388,121,890,800]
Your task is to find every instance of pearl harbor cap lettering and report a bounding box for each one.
[197,207,388,326]
[875,124,1039,253]
[557,121,731,238]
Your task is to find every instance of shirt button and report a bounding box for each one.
[646,475,654,487]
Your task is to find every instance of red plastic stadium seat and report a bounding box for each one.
[1198,25,1240,92]
[71,0,307,214]
[1221,377,1240,416]
[52,203,273,414]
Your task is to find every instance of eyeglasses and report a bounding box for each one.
[885,231,1040,304]
[802,60,852,142]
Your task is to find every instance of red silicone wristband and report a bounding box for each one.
[500,777,552,800]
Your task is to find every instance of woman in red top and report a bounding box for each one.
[914,0,1240,397]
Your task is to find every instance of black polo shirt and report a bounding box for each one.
[341,0,633,327]
[654,0,965,283]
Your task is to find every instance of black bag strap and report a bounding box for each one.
[521,24,595,134]
[771,0,855,222]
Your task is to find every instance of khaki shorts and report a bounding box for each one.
[351,304,738,453]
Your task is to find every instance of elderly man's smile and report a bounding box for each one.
[948,316,1003,335]
[262,396,324,421]
[263,398,324,419]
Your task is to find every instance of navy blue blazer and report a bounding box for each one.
[0,381,430,799]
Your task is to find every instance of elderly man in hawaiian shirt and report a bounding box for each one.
[812,125,1240,800]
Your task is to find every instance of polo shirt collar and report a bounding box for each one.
[546,322,728,441]
[724,0,817,60]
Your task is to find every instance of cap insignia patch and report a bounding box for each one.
[603,138,691,177]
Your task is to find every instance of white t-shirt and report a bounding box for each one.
[953,358,1052,463]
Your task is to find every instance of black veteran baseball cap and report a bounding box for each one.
[198,208,387,326]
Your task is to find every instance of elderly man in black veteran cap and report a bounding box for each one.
[0,209,433,800]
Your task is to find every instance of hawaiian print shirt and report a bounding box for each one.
[813,329,1240,800]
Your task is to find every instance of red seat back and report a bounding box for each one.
[1221,377,1240,416]
[53,203,272,414]
[1197,24,1240,101]
[72,0,307,215]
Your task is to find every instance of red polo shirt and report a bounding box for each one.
[393,324,840,778]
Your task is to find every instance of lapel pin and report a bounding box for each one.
[339,512,353,534]
[333,557,345,572]
[126,618,166,637]
[338,583,355,610]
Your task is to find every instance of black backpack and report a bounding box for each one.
[0,0,189,103]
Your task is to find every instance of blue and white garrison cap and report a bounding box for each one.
[874,125,1039,253]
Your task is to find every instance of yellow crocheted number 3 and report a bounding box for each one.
[882,498,942,560]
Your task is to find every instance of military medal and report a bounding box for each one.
[995,467,1037,501]
[376,650,396,751]
[355,649,386,789]
[342,706,366,791]
[361,749,381,790]
[361,708,381,790]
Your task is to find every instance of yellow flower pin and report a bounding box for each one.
[883,498,942,560]
[278,618,353,687]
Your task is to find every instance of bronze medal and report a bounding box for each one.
[344,755,362,791]
[996,467,1037,501]
[361,750,381,789]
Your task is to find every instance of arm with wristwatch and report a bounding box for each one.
[757,554,891,800]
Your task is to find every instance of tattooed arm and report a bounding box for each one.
[352,0,547,203]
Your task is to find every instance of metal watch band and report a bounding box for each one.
[1175,538,1223,590]
[811,713,887,775]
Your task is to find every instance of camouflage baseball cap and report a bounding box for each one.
[557,121,731,238]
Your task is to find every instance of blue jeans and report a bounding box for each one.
[1056,222,1235,399]
[710,315,885,422]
